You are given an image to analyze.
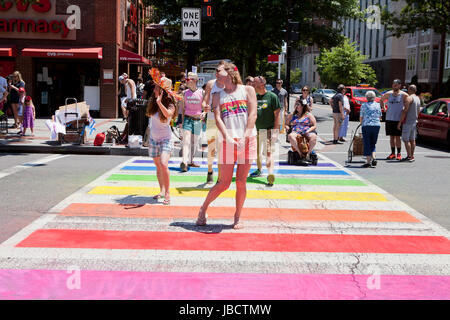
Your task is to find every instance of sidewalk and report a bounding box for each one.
[0,118,146,155]
[0,117,325,156]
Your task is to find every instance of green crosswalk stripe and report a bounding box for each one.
[107,174,366,186]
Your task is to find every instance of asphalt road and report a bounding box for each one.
[299,96,450,231]
[0,154,129,243]
[0,99,449,244]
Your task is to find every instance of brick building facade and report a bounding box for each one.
[0,0,150,118]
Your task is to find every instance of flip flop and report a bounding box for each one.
[163,199,170,206]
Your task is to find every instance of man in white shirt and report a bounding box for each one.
[338,93,351,142]
[202,61,226,183]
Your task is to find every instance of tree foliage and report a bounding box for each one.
[316,38,377,88]
[144,0,362,76]
[380,0,450,37]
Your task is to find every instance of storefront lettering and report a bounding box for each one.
[0,18,71,38]
[0,0,51,13]
[0,0,80,38]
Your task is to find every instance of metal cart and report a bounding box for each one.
[0,111,7,134]
[346,124,364,164]
[58,98,89,145]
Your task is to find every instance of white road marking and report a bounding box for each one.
[0,154,69,180]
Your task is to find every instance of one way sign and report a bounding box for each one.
[182,8,201,41]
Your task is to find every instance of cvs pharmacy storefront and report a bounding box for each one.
[0,0,150,118]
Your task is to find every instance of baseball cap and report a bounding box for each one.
[393,79,402,85]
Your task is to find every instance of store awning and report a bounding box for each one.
[0,46,17,57]
[21,47,103,59]
[119,48,151,65]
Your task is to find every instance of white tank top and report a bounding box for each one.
[218,85,257,139]
[149,112,172,141]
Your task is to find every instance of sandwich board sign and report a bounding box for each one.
[182,8,201,41]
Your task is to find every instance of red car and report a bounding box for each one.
[345,86,382,120]
[417,98,450,146]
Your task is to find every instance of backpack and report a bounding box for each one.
[106,125,121,143]
[94,132,105,146]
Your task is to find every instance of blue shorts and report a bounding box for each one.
[148,139,173,158]
[183,116,202,135]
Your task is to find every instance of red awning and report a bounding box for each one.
[21,47,103,59]
[0,46,17,57]
[119,48,151,65]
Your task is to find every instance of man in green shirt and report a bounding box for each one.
[249,76,281,186]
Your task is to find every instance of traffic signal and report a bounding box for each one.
[201,0,214,19]
[289,20,299,41]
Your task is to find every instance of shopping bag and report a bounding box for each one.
[128,135,142,148]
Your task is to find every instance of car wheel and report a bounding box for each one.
[322,98,325,104]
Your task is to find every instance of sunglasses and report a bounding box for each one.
[302,89,309,92]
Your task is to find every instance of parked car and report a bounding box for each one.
[265,84,274,92]
[312,89,336,104]
[417,98,450,146]
[291,84,302,94]
[345,86,382,120]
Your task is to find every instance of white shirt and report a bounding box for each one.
[343,95,351,112]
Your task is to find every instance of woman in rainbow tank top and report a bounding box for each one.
[196,62,257,230]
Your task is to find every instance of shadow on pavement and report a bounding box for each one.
[170,221,234,234]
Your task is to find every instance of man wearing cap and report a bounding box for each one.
[119,74,136,120]
[180,72,204,172]
[380,79,409,160]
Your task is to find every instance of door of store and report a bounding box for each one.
[34,60,100,117]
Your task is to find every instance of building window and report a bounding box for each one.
[420,45,430,70]
[407,48,416,71]
[445,40,450,69]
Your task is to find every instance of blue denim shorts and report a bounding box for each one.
[182,116,202,135]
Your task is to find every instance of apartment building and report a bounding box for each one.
[405,29,449,95]
[335,0,407,89]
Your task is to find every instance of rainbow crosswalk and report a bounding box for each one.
[0,155,449,300]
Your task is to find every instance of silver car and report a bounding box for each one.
[312,89,337,104]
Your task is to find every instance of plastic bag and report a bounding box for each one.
[128,135,142,148]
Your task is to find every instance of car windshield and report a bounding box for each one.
[352,89,381,98]
[323,89,336,94]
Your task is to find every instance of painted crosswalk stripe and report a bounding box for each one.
[107,174,367,186]
[16,229,450,254]
[88,186,387,202]
[121,166,351,176]
[133,159,337,168]
[60,204,420,223]
[0,269,448,300]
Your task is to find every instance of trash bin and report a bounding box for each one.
[127,99,148,137]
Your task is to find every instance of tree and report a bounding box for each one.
[316,38,378,88]
[381,0,450,96]
[144,0,362,76]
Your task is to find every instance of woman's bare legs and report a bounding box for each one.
[196,163,234,225]
[233,163,252,229]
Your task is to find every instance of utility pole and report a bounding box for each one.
[286,0,292,113]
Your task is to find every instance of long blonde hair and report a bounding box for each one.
[223,62,243,85]
[13,71,24,85]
